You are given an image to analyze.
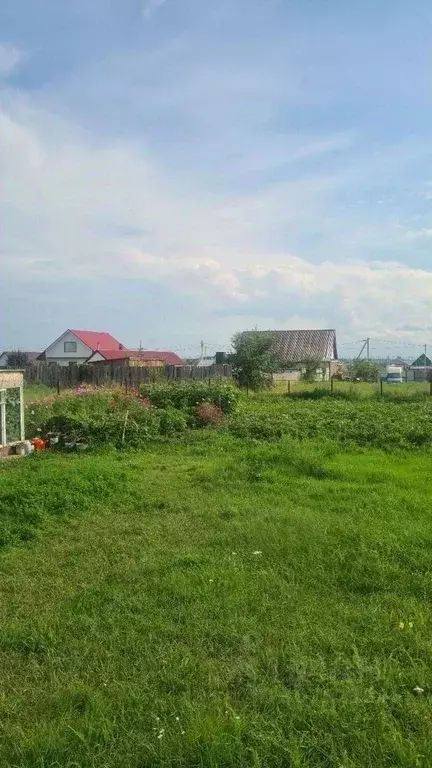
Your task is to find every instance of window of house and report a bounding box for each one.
[64,341,77,353]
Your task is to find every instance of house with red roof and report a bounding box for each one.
[86,349,184,367]
[37,329,125,367]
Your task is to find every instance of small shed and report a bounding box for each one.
[0,370,25,452]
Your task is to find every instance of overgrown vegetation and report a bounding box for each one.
[24,381,432,453]
[1,436,432,766]
[232,393,432,450]
[346,359,381,382]
[140,380,238,413]
[26,382,238,448]
[230,331,279,390]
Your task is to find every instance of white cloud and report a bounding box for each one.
[2,83,432,346]
[406,228,432,240]
[0,43,21,77]
[142,0,168,19]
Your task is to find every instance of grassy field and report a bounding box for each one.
[272,379,431,399]
[1,387,432,766]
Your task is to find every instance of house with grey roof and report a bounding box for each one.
[245,329,338,381]
[406,353,432,382]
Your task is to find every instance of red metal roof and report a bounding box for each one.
[69,330,124,352]
[90,349,184,365]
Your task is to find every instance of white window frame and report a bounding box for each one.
[64,341,77,353]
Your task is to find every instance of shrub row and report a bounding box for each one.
[139,381,239,414]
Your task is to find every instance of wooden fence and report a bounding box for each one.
[25,363,233,389]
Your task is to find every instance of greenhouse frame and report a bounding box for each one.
[0,370,25,450]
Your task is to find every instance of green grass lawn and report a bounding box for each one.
[1,433,432,767]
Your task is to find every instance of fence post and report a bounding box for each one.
[330,376,334,395]
[287,380,291,395]
[380,378,383,397]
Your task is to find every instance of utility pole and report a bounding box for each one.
[355,338,371,360]
[200,340,204,361]
[425,344,427,378]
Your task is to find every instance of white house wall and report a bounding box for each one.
[44,332,91,365]
[86,351,106,363]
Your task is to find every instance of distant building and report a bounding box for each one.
[195,356,216,368]
[87,349,184,367]
[37,329,124,366]
[243,329,338,381]
[411,353,432,368]
[192,352,227,368]
[407,353,432,382]
[0,351,39,368]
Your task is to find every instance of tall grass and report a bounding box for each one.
[0,437,432,766]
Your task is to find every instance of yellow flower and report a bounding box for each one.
[398,621,405,629]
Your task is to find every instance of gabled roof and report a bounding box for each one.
[245,329,338,362]
[37,329,124,359]
[69,330,123,351]
[411,353,432,367]
[87,349,184,365]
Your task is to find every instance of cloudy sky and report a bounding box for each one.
[1,0,432,357]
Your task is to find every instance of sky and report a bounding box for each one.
[1,0,432,358]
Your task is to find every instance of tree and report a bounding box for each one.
[7,350,29,368]
[230,332,279,391]
[347,359,380,382]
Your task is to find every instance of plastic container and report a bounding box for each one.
[32,438,46,452]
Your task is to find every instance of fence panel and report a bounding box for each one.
[25,363,233,388]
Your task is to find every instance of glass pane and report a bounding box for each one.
[6,387,21,443]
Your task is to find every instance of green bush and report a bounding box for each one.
[140,381,239,414]
[26,389,188,449]
[159,407,188,437]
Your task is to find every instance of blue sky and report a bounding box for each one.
[1,0,432,358]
